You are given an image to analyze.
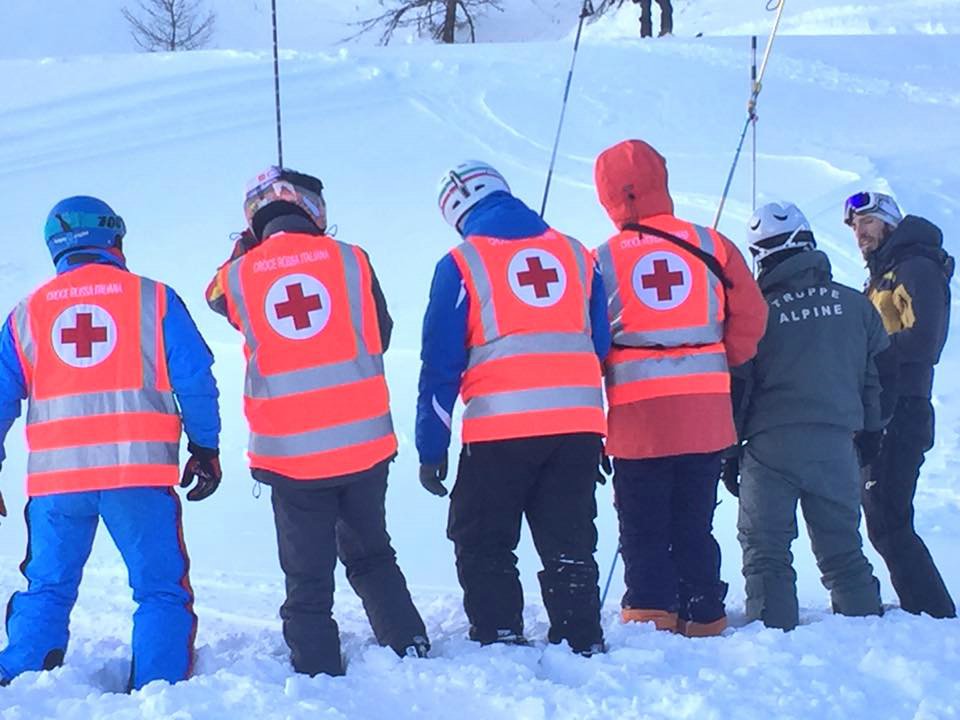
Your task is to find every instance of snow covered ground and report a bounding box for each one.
[1,1,960,717]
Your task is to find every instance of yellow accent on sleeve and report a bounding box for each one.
[892,283,916,331]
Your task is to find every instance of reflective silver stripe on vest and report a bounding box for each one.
[596,242,624,339]
[250,413,395,457]
[605,225,725,347]
[693,224,722,338]
[339,243,366,347]
[467,332,595,370]
[12,301,36,367]
[464,386,603,420]
[246,353,385,398]
[226,258,258,351]
[605,350,729,388]
[562,235,591,332]
[27,440,180,475]
[27,388,179,425]
[456,241,499,343]
[140,278,159,390]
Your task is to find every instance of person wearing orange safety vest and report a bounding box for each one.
[205,166,428,677]
[417,161,610,656]
[593,140,767,637]
[0,196,222,690]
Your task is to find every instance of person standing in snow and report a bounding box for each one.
[0,196,221,690]
[633,0,673,37]
[727,201,885,631]
[417,161,609,655]
[593,139,766,637]
[205,166,429,677]
[845,191,956,619]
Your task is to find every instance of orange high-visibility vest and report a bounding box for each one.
[450,229,605,443]
[596,216,731,406]
[11,264,181,497]
[219,232,396,480]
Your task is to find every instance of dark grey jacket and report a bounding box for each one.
[736,250,889,439]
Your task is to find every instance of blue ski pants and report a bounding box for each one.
[0,487,195,690]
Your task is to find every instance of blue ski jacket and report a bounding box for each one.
[0,254,220,466]
[415,192,610,464]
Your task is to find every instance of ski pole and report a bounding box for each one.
[271,0,284,168]
[713,0,786,229]
[751,35,758,212]
[600,545,620,607]
[540,0,595,218]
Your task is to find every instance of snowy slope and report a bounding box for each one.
[4,0,960,61]
[1,6,960,719]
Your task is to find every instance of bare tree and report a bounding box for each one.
[353,0,504,46]
[122,0,216,52]
[592,0,630,16]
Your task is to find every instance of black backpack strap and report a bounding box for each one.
[621,222,734,290]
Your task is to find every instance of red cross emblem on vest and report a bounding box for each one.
[275,283,323,330]
[632,251,692,310]
[508,249,567,308]
[266,273,331,340]
[52,305,118,368]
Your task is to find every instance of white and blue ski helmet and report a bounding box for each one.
[437,161,510,230]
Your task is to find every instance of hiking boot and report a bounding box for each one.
[621,608,679,632]
[677,616,727,638]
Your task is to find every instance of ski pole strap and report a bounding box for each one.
[621,223,734,290]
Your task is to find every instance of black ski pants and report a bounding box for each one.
[863,397,956,618]
[613,452,727,623]
[637,0,673,37]
[270,464,427,676]
[447,433,604,653]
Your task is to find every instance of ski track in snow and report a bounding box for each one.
[2,10,960,720]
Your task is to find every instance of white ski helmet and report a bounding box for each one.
[437,161,510,230]
[747,201,815,265]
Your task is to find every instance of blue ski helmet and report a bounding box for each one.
[44,196,126,263]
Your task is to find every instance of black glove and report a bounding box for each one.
[720,456,740,498]
[180,443,222,502]
[597,453,613,485]
[419,458,448,497]
[855,430,884,468]
[228,229,260,260]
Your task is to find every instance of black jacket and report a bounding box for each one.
[866,215,953,398]
[736,250,889,439]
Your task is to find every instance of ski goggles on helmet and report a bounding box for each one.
[843,191,900,227]
[244,166,324,223]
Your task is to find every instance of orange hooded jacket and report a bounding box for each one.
[594,140,767,459]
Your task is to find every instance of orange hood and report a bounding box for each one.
[594,139,675,230]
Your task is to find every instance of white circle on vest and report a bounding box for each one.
[632,251,692,311]
[507,248,567,308]
[51,304,118,368]
[265,273,331,340]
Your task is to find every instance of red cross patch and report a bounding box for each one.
[507,249,567,308]
[265,273,331,340]
[632,251,692,310]
[51,305,118,368]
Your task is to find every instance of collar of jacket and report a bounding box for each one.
[55,248,127,275]
[758,249,832,293]
[459,192,548,241]
[867,215,953,281]
[261,212,323,241]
